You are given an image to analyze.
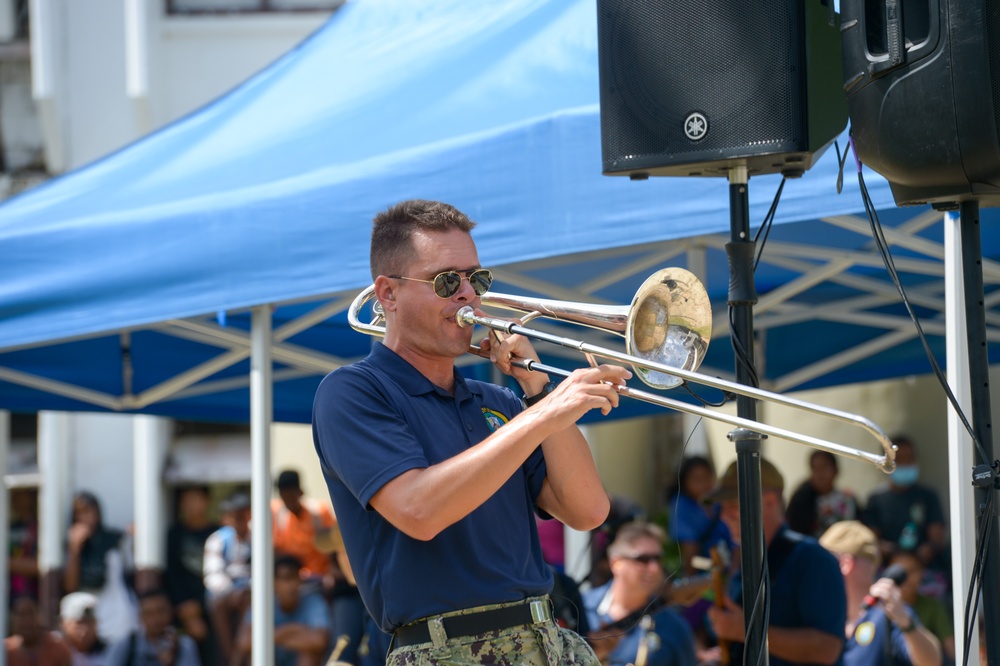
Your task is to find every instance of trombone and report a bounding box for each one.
[348,268,896,473]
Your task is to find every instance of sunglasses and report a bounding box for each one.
[389,269,493,299]
[623,553,663,565]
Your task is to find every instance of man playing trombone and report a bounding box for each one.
[312,199,630,665]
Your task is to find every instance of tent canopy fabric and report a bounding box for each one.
[1,0,999,424]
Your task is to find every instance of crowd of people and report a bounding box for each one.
[5,469,386,666]
[2,197,967,666]
[1,431,963,666]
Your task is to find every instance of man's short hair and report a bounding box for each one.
[370,199,476,280]
[275,553,304,576]
[137,588,171,604]
[819,520,881,566]
[606,521,667,559]
[892,435,916,456]
[703,457,784,504]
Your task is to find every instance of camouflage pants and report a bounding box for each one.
[387,597,600,666]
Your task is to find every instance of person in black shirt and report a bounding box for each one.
[165,485,218,664]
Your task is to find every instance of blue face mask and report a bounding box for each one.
[891,464,920,487]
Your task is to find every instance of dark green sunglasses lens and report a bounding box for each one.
[433,272,463,298]
[470,270,492,295]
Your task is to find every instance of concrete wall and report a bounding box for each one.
[271,422,327,503]
[31,0,332,172]
[589,413,686,514]
[65,413,137,531]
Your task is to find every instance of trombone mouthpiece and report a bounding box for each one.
[456,306,476,328]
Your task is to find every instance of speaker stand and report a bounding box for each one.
[725,165,769,666]
[958,200,1000,662]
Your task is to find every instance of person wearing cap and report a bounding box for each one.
[819,521,942,666]
[59,592,110,665]
[312,201,626,665]
[203,491,252,665]
[271,469,337,584]
[705,457,847,666]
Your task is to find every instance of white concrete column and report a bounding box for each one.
[123,0,153,133]
[251,305,275,666]
[564,526,591,587]
[0,0,17,41]
[37,411,70,574]
[0,409,9,666]
[944,211,980,666]
[28,0,68,172]
[133,415,171,572]
[37,410,71,627]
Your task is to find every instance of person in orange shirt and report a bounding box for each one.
[272,469,337,585]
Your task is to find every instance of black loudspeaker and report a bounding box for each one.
[841,0,1000,208]
[596,1,848,179]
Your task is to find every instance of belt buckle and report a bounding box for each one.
[427,616,448,647]
[529,599,549,624]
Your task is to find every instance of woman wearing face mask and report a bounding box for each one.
[861,436,947,569]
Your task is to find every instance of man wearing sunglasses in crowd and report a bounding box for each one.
[312,199,629,665]
[583,521,697,666]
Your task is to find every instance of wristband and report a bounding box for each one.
[899,615,916,633]
[524,381,556,407]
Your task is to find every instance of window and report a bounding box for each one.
[167,0,342,14]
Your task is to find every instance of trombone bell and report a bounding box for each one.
[485,268,711,389]
[626,268,711,389]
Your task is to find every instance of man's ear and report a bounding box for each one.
[837,553,853,577]
[373,276,396,311]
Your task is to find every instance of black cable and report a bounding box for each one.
[845,135,996,666]
[753,178,786,273]
[728,307,760,389]
[680,382,729,407]
[962,491,996,666]
[855,168,989,464]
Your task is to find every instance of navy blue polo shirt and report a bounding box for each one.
[730,526,847,666]
[312,342,552,633]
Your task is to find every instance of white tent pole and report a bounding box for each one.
[251,305,274,666]
[944,210,979,666]
[0,409,9,666]
[133,415,170,586]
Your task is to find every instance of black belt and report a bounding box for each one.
[394,598,552,648]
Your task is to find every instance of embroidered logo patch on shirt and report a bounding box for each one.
[482,408,509,432]
[854,621,876,646]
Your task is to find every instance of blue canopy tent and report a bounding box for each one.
[1,1,999,662]
[3,0,999,425]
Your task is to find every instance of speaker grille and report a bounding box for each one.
[988,0,1000,142]
[598,1,809,175]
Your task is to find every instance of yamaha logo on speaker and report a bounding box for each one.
[684,112,708,141]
